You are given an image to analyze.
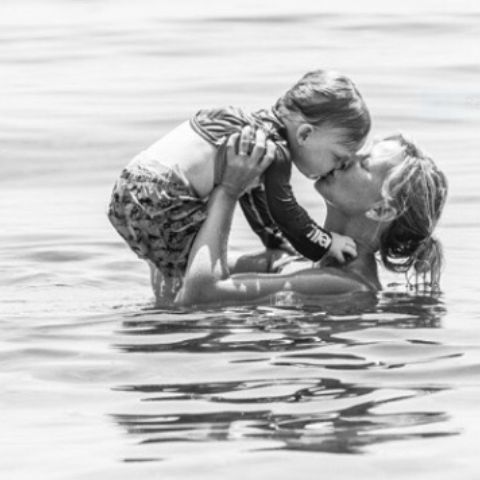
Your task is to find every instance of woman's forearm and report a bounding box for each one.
[177,185,294,305]
[177,186,237,304]
[177,127,276,305]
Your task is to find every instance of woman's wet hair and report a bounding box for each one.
[379,134,448,289]
[274,70,371,149]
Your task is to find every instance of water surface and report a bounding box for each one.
[1,1,480,478]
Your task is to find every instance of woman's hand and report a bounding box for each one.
[220,126,276,198]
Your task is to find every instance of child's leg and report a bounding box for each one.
[148,261,185,306]
[148,261,175,305]
[108,164,208,305]
[149,261,162,297]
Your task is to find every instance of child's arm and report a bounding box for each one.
[239,187,295,252]
[192,107,293,252]
[264,149,357,263]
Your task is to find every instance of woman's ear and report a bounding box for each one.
[365,201,398,222]
[296,124,314,146]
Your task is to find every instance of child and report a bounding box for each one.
[108,70,371,300]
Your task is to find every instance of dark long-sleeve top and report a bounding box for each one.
[189,106,332,261]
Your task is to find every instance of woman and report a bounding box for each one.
[175,129,448,306]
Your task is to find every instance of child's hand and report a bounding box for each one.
[327,232,357,263]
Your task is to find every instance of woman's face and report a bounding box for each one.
[315,137,405,215]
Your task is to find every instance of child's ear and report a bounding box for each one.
[296,124,314,145]
[365,201,397,222]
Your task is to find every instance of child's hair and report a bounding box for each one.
[274,70,371,149]
[379,134,448,289]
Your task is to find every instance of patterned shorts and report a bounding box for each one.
[107,164,208,283]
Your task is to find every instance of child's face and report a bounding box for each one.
[292,125,358,180]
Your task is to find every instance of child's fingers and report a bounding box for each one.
[341,236,357,254]
[238,126,254,156]
[346,239,357,254]
[342,243,358,259]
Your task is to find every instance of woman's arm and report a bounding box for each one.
[176,131,368,306]
[177,128,275,305]
[178,187,365,304]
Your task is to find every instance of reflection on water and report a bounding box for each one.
[110,293,459,458]
[115,293,445,354]
[113,388,454,456]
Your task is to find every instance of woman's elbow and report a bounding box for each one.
[176,276,217,306]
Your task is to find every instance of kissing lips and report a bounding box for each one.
[312,168,337,183]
